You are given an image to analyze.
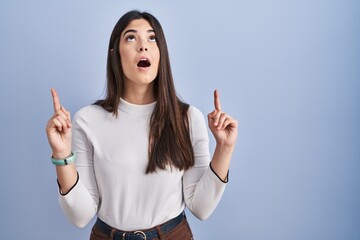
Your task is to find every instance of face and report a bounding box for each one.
[119,19,160,89]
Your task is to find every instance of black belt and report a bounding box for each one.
[95,211,185,240]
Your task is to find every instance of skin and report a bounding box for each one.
[45,19,238,194]
[207,89,238,181]
[46,88,77,193]
[120,19,160,105]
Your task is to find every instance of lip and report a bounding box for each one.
[137,55,150,62]
[137,56,151,65]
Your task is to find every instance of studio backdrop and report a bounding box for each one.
[0,0,359,239]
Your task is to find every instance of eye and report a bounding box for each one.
[149,35,157,42]
[125,34,136,42]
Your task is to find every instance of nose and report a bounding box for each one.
[138,39,148,52]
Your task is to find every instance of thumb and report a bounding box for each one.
[208,109,217,119]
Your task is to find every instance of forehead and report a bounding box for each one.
[123,19,153,33]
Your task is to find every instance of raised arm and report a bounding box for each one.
[207,89,238,181]
[45,88,77,194]
[183,92,238,220]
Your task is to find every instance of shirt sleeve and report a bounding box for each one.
[58,107,99,228]
[183,106,227,220]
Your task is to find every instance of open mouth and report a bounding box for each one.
[137,59,151,68]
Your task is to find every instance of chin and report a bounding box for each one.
[139,74,157,84]
[125,72,157,86]
[136,77,156,85]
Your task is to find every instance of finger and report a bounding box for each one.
[217,113,228,130]
[56,111,71,128]
[61,106,71,119]
[51,88,61,113]
[214,89,221,111]
[55,114,69,133]
[60,107,72,127]
[221,117,232,130]
[208,110,217,119]
[55,109,68,122]
[52,118,63,132]
[213,110,222,127]
[222,118,238,130]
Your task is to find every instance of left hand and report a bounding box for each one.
[208,89,238,148]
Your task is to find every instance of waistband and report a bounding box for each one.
[95,211,185,240]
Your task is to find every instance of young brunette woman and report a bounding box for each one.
[46,10,238,240]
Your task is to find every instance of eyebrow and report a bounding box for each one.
[122,29,155,37]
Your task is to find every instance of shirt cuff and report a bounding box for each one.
[57,171,79,196]
[209,162,229,183]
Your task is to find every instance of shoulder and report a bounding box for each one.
[188,105,206,124]
[74,104,103,118]
[73,104,108,126]
[188,105,208,134]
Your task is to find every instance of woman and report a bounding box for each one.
[46,10,238,240]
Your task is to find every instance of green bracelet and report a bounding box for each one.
[51,152,76,166]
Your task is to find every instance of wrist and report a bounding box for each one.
[215,143,235,152]
[52,150,72,159]
[51,152,76,166]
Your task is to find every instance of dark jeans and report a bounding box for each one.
[89,215,193,240]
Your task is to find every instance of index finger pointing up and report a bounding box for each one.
[51,88,61,112]
[214,89,221,111]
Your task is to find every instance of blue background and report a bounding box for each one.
[0,0,359,239]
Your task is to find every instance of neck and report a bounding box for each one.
[122,82,155,105]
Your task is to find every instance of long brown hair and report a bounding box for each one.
[95,10,194,173]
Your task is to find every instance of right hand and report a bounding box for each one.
[45,88,72,159]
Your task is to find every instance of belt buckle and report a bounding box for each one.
[134,230,146,240]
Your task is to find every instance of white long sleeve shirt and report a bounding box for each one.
[59,98,227,230]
